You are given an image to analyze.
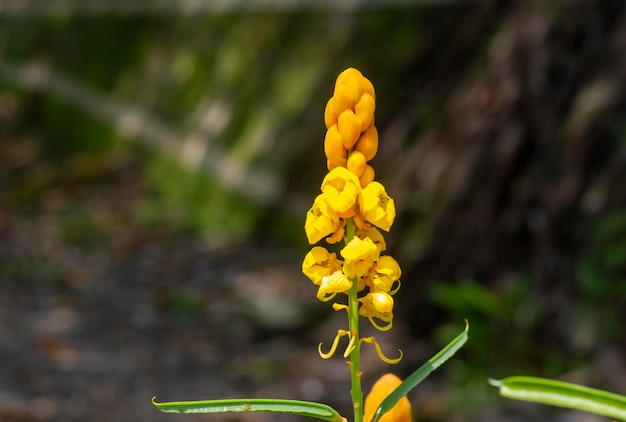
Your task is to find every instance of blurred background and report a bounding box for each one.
[1,0,625,420]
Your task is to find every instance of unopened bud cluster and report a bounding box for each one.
[324,68,378,187]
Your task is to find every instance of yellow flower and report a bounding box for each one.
[359,291,394,320]
[359,181,396,231]
[317,270,352,302]
[364,373,412,422]
[357,227,387,253]
[305,193,341,244]
[302,247,342,285]
[321,167,361,218]
[366,256,401,292]
[341,236,379,279]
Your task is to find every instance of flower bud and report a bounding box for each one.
[359,164,375,187]
[355,93,375,131]
[333,68,364,113]
[347,151,367,177]
[364,374,411,422]
[324,97,338,129]
[338,109,362,150]
[324,124,347,165]
[355,125,379,161]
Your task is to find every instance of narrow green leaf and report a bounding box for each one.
[490,376,626,421]
[372,320,469,422]
[152,397,346,422]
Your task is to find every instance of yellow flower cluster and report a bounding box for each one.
[302,68,401,332]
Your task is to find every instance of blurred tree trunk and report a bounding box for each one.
[391,0,626,332]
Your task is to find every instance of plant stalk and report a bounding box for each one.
[345,219,363,422]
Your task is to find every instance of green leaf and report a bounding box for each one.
[152,397,346,421]
[490,376,626,421]
[372,320,469,422]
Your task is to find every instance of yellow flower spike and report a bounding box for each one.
[333,68,364,113]
[355,125,379,161]
[324,124,347,166]
[359,164,376,188]
[319,329,350,359]
[347,151,367,177]
[302,246,342,285]
[341,236,380,278]
[321,167,361,217]
[317,270,352,302]
[361,337,403,364]
[305,193,341,244]
[364,374,412,422]
[359,181,396,231]
[324,97,338,129]
[338,109,363,150]
[355,93,375,132]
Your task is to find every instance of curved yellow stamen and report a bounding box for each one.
[361,336,403,364]
[368,316,393,332]
[389,280,402,296]
[318,330,349,359]
[343,333,356,358]
[332,303,350,312]
[317,291,338,302]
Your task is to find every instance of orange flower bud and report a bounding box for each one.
[355,93,375,131]
[364,373,411,422]
[355,125,379,161]
[333,68,364,113]
[347,151,367,177]
[359,164,375,187]
[338,109,362,150]
[324,97,338,129]
[362,76,376,101]
[324,124,347,165]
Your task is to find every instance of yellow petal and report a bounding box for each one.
[359,182,395,231]
[317,270,352,301]
[302,246,341,285]
[305,194,341,244]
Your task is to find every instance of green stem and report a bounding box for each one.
[345,219,363,422]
